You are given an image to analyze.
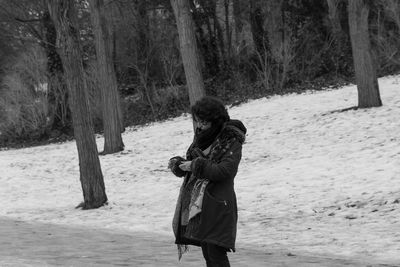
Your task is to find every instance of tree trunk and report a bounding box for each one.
[170,0,206,106]
[42,11,70,130]
[214,9,227,69]
[136,0,150,59]
[327,0,343,38]
[106,1,125,132]
[326,0,350,76]
[232,0,243,47]
[213,0,227,68]
[194,9,220,76]
[224,0,232,60]
[249,0,267,57]
[47,0,108,209]
[348,0,382,108]
[264,0,283,62]
[89,0,124,154]
[231,0,254,55]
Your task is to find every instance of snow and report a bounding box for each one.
[0,75,399,264]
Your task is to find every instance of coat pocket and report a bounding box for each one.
[205,190,230,211]
[196,190,233,242]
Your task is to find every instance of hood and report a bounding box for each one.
[221,119,247,144]
[226,119,247,134]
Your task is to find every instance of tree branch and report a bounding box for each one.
[14,17,42,23]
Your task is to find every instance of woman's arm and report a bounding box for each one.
[191,141,242,182]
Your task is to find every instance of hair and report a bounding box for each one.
[191,96,230,126]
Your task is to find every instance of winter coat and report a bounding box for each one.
[171,120,246,252]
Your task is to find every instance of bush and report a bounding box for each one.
[122,85,189,126]
[0,73,49,143]
[0,46,50,145]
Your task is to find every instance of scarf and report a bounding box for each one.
[192,122,223,152]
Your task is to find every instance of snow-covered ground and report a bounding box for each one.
[0,76,399,265]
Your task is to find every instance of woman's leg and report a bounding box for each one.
[201,242,211,267]
[201,242,230,267]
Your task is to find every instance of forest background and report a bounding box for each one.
[0,0,399,148]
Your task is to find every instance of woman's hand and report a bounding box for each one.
[168,157,179,170]
[179,161,192,172]
[168,156,187,177]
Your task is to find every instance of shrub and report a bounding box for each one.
[0,46,50,145]
[0,73,49,143]
[122,84,189,126]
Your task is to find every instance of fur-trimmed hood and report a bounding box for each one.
[219,119,247,145]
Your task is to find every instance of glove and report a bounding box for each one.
[168,156,186,177]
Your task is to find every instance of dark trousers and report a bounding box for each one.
[201,242,231,267]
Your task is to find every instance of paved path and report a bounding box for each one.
[0,217,396,267]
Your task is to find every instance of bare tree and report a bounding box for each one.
[348,0,382,108]
[47,0,107,209]
[89,0,124,154]
[42,11,70,130]
[327,0,343,39]
[170,0,205,106]
[249,0,266,58]
[326,0,351,76]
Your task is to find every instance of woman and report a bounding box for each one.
[169,96,246,267]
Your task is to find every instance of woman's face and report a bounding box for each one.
[194,116,212,132]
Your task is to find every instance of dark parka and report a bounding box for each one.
[171,120,246,252]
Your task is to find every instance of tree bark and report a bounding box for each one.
[249,0,267,57]
[170,0,206,106]
[264,0,283,62]
[224,0,232,59]
[42,11,70,130]
[348,0,382,108]
[213,0,227,67]
[89,0,124,154]
[231,0,254,54]
[106,1,125,132]
[327,0,343,38]
[232,0,242,46]
[47,0,108,209]
[136,0,150,59]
